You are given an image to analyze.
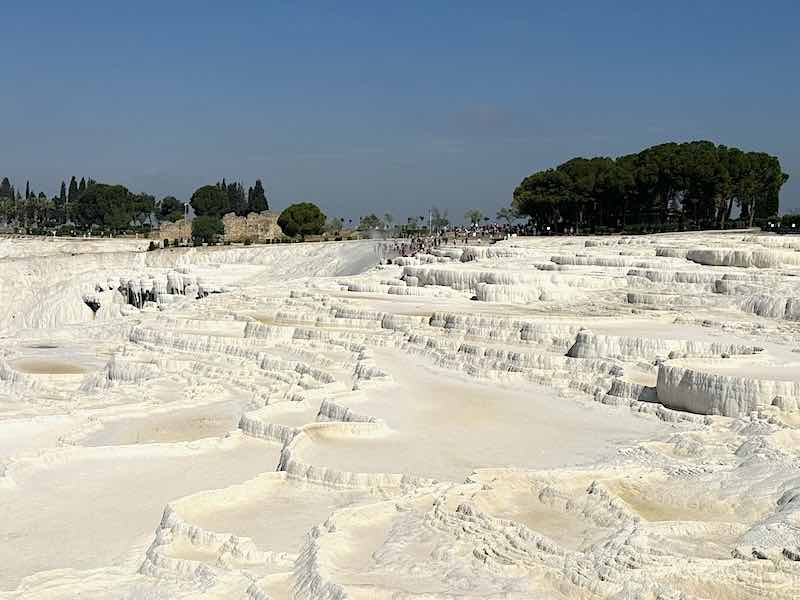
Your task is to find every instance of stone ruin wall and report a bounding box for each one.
[155,219,191,241]
[153,211,283,242]
[222,211,283,242]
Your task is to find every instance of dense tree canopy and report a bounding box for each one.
[513,141,789,232]
[190,185,230,217]
[0,173,160,233]
[227,181,247,216]
[248,179,268,213]
[358,214,383,230]
[278,202,325,237]
[496,207,519,225]
[0,173,275,234]
[158,196,184,222]
[191,179,270,218]
[191,215,224,243]
[68,183,154,231]
[431,207,449,231]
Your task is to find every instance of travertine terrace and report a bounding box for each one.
[1,231,800,599]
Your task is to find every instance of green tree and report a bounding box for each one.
[780,213,800,228]
[431,207,449,232]
[69,183,136,231]
[192,215,224,243]
[68,177,78,204]
[158,196,184,222]
[190,185,230,217]
[464,209,483,225]
[133,193,156,227]
[226,181,248,216]
[513,140,788,232]
[496,207,518,225]
[358,214,383,230]
[0,196,13,226]
[278,202,326,237]
[325,216,344,234]
[249,179,268,213]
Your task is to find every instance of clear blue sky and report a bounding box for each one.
[1,1,797,221]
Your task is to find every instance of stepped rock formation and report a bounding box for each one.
[1,231,799,599]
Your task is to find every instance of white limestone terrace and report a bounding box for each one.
[0,231,799,599]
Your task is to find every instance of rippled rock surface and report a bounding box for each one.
[1,232,799,599]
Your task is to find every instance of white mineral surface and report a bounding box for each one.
[1,231,799,599]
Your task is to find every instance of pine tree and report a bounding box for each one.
[0,177,11,198]
[79,177,86,193]
[25,181,30,200]
[60,181,67,204]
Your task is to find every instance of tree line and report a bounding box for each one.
[0,175,271,234]
[512,141,789,232]
[188,179,268,218]
[352,209,452,234]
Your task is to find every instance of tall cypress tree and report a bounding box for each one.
[235,182,248,215]
[68,176,78,203]
[60,181,67,204]
[249,179,268,212]
[25,181,30,200]
[78,177,86,193]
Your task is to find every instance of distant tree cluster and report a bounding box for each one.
[431,208,449,232]
[0,174,274,236]
[0,175,155,233]
[357,214,384,230]
[69,183,156,231]
[347,209,450,236]
[464,209,484,225]
[158,196,184,222]
[0,176,65,230]
[513,141,789,232]
[190,179,269,218]
[325,216,344,234]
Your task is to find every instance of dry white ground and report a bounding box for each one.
[1,231,799,599]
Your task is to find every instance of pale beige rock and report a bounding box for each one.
[221,211,283,243]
